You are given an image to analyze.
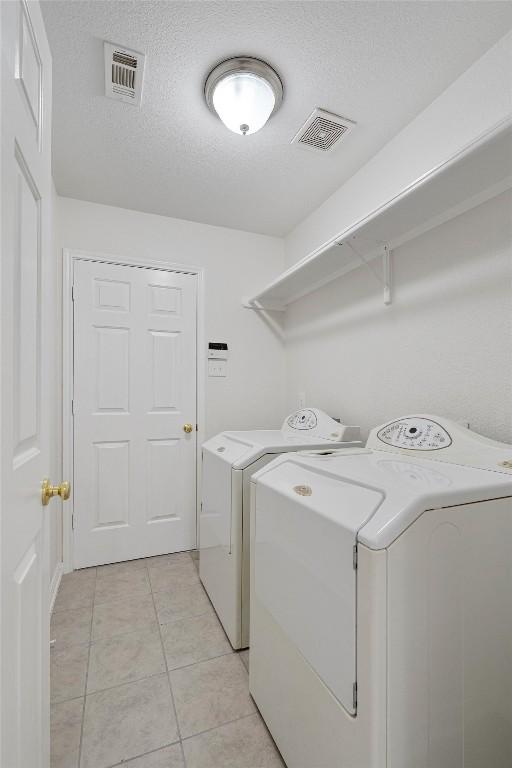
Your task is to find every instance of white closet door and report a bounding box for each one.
[1,1,53,765]
[73,260,197,567]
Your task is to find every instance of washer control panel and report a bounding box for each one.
[368,414,512,472]
[377,417,452,451]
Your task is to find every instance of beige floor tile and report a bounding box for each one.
[51,643,89,703]
[92,593,157,641]
[81,674,179,768]
[183,713,285,768]
[95,568,151,604]
[161,611,232,670]
[113,743,185,767]
[154,582,211,624]
[148,561,200,594]
[96,559,148,576]
[53,574,95,613]
[50,606,92,648]
[142,552,193,569]
[239,649,249,672]
[50,697,83,768]
[61,567,97,586]
[170,654,255,738]
[87,627,166,693]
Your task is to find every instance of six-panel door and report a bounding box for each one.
[1,1,53,765]
[73,259,197,567]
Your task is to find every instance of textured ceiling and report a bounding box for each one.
[41,1,512,236]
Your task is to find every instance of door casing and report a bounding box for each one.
[62,248,206,572]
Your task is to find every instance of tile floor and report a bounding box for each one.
[50,550,284,768]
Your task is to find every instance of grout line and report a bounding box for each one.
[180,710,258,743]
[149,569,188,766]
[167,649,234,674]
[52,648,238,707]
[104,738,182,768]
[70,670,172,701]
[77,566,97,768]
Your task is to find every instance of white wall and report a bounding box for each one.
[285,190,512,443]
[285,30,512,266]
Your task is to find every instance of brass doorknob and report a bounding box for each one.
[41,479,71,506]
[183,423,194,434]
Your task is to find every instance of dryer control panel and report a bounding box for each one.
[377,417,452,450]
[286,409,318,431]
[368,414,512,473]
[281,409,360,443]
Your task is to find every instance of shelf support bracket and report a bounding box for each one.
[382,244,392,306]
[242,298,286,312]
[342,241,392,306]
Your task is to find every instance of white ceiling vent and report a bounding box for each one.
[291,108,355,153]
[104,42,145,106]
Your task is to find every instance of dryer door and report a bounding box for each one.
[254,458,382,714]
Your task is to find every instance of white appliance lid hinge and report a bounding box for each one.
[353,682,358,710]
[353,544,358,570]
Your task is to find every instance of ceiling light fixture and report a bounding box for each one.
[205,57,283,136]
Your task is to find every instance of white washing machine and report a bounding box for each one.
[199,408,361,650]
[249,415,512,768]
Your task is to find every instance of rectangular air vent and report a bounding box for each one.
[291,108,355,153]
[104,42,145,106]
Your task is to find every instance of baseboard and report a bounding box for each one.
[49,562,64,614]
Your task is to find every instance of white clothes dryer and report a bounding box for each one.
[249,415,512,768]
[199,408,361,649]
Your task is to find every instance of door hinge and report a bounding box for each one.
[353,682,358,710]
[71,285,75,302]
[71,514,75,531]
[71,398,74,415]
[353,544,358,570]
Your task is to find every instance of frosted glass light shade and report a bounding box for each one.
[205,58,283,137]
[212,72,275,136]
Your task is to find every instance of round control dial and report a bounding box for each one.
[286,409,318,431]
[377,417,452,450]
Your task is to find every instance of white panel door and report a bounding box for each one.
[73,259,197,567]
[1,1,53,766]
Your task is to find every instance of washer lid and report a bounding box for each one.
[254,457,382,714]
[253,447,512,549]
[203,427,361,470]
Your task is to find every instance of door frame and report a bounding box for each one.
[62,247,205,573]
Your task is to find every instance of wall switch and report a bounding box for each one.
[208,359,227,377]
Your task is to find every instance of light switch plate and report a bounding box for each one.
[208,359,227,377]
